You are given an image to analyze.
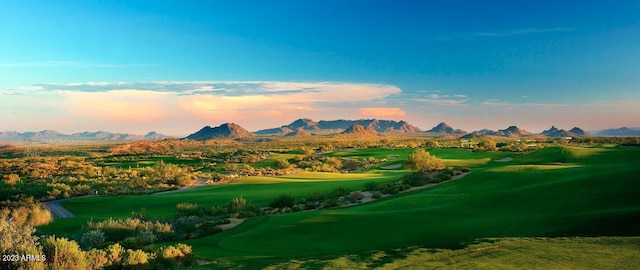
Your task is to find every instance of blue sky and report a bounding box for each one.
[1,0,639,135]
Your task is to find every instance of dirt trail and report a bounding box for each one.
[151,178,209,195]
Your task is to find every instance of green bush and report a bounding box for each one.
[176,202,207,217]
[328,187,350,199]
[270,194,295,209]
[402,173,429,187]
[363,181,378,191]
[80,230,105,249]
[303,200,317,210]
[306,191,325,202]
[322,198,341,208]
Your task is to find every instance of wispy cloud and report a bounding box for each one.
[474,27,575,37]
[438,27,575,41]
[28,81,402,131]
[411,92,469,106]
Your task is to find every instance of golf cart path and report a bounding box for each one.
[151,178,209,195]
[43,178,209,219]
[42,199,76,218]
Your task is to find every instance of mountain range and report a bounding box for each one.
[592,127,640,137]
[540,126,589,138]
[0,130,170,142]
[254,118,421,135]
[3,119,638,143]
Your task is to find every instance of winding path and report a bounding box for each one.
[43,178,210,218]
[42,199,76,218]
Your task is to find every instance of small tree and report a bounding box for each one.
[406,149,445,172]
[274,159,292,170]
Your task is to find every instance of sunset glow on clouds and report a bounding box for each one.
[1,80,637,136]
[3,81,404,135]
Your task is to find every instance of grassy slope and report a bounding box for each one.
[182,147,640,268]
[264,237,640,269]
[40,165,407,236]
[38,146,640,268]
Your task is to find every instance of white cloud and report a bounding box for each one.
[22,81,402,132]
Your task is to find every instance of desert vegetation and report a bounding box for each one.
[1,134,639,269]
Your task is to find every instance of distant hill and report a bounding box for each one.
[340,124,378,137]
[0,130,170,142]
[284,128,312,137]
[185,123,253,140]
[254,119,420,135]
[426,122,467,134]
[144,131,171,140]
[593,127,640,137]
[462,126,538,139]
[540,126,589,138]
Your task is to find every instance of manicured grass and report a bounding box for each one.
[264,237,640,269]
[44,170,407,235]
[326,148,415,160]
[180,146,640,267]
[39,146,640,269]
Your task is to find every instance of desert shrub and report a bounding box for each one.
[41,236,88,270]
[402,172,429,187]
[86,248,109,270]
[196,221,222,236]
[372,191,382,199]
[80,230,106,248]
[303,200,317,210]
[176,202,207,217]
[270,194,295,209]
[328,187,350,199]
[154,243,197,268]
[121,236,147,249]
[122,248,151,266]
[460,167,471,172]
[322,198,341,208]
[291,205,302,212]
[129,208,149,220]
[363,181,378,191]
[228,196,247,212]
[381,184,400,195]
[106,243,124,266]
[87,218,173,242]
[274,159,292,169]
[306,191,325,202]
[237,203,261,218]
[349,192,364,203]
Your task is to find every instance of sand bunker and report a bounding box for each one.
[380,164,402,169]
[494,157,514,162]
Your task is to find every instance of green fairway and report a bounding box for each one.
[183,146,640,267]
[264,237,640,269]
[38,146,640,268]
[43,169,408,236]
